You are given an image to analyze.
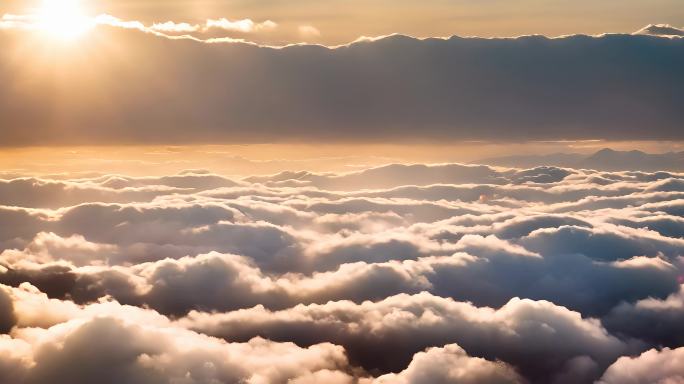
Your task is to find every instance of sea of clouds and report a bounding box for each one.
[0,162,683,383]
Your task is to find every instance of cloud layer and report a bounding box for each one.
[0,24,683,145]
[0,162,683,383]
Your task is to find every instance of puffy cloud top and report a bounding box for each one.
[0,163,683,383]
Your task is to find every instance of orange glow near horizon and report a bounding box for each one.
[0,141,681,177]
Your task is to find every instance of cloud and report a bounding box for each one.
[149,21,199,33]
[299,25,321,38]
[0,163,683,382]
[204,18,277,33]
[374,344,524,384]
[635,24,684,37]
[0,284,362,383]
[2,241,678,318]
[0,165,682,318]
[180,292,634,382]
[246,163,514,190]
[602,284,684,347]
[598,347,684,384]
[0,285,16,333]
[148,18,279,35]
[1,280,631,383]
[0,171,241,208]
[1,26,683,145]
[480,147,684,173]
[0,316,360,384]
[0,178,181,209]
[520,224,684,262]
[0,283,544,384]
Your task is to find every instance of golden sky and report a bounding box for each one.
[2,0,683,44]
[1,141,681,177]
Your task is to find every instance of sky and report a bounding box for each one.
[2,0,684,45]
[0,10,683,150]
[1,2,684,384]
[0,0,682,151]
[0,141,682,177]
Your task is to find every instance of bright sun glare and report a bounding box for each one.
[36,0,93,40]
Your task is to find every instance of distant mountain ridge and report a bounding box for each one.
[479,148,684,171]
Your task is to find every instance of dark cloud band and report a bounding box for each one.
[1,27,683,145]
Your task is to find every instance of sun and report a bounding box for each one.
[36,0,94,40]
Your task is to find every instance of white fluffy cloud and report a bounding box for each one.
[179,292,632,381]
[149,18,278,34]
[374,344,524,384]
[0,317,357,384]
[598,347,684,384]
[0,163,683,383]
